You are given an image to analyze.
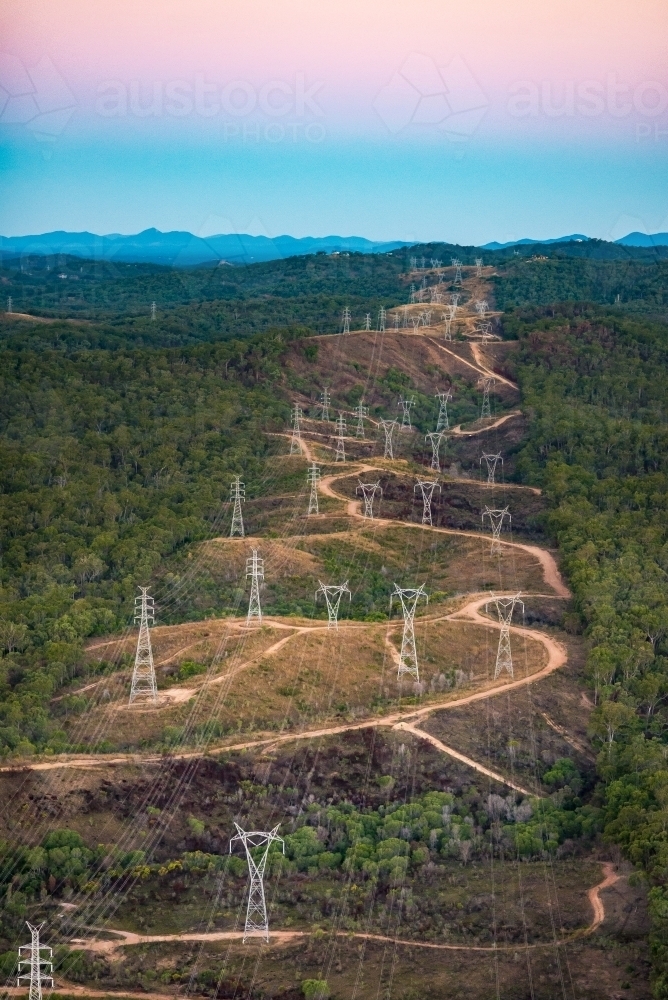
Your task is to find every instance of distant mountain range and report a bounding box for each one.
[0,229,410,266]
[482,232,668,250]
[1,228,667,266]
[480,234,589,250]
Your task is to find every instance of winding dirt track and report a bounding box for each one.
[55,861,618,967]
[0,458,569,787]
[319,465,570,598]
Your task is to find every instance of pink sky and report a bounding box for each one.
[3,0,666,114]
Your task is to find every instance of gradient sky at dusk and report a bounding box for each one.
[1,0,667,243]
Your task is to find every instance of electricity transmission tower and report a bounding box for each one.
[479,377,495,419]
[390,584,428,681]
[393,311,400,330]
[480,452,503,484]
[334,412,347,462]
[150,301,156,321]
[482,506,511,553]
[477,321,493,342]
[354,401,369,437]
[414,478,440,526]
[7,296,12,314]
[475,299,488,319]
[342,306,351,334]
[230,476,245,537]
[130,588,157,704]
[398,396,415,431]
[307,462,320,514]
[379,419,398,459]
[356,480,382,518]
[290,402,303,454]
[451,258,462,284]
[319,388,331,422]
[378,306,386,331]
[230,824,284,942]
[409,284,416,303]
[486,593,524,678]
[410,255,418,270]
[425,431,446,472]
[246,549,264,625]
[475,257,483,277]
[364,313,371,331]
[17,923,54,1000]
[435,390,452,431]
[315,580,351,628]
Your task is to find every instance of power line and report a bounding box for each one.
[354,401,369,438]
[334,412,347,462]
[435,390,452,431]
[290,402,304,454]
[230,476,245,537]
[315,581,352,628]
[482,505,511,553]
[425,430,446,472]
[397,396,415,431]
[485,593,525,678]
[129,588,157,704]
[414,478,440,526]
[319,388,331,422]
[229,824,284,942]
[307,462,321,515]
[479,376,495,419]
[356,479,382,519]
[379,418,398,459]
[390,584,428,681]
[246,549,264,625]
[480,452,503,484]
[17,922,53,1000]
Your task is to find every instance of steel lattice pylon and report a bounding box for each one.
[356,480,382,519]
[319,388,331,422]
[17,922,53,1000]
[482,505,511,553]
[451,257,462,284]
[398,396,415,431]
[334,412,347,462]
[378,305,386,331]
[246,549,264,625]
[306,462,321,515]
[475,299,488,319]
[290,402,303,454]
[425,430,446,472]
[364,313,371,330]
[475,257,483,277]
[391,584,428,681]
[315,580,351,628]
[354,401,369,438]
[480,452,503,484]
[379,419,398,459]
[435,390,452,431]
[414,479,440,526]
[129,588,157,704]
[230,824,284,942]
[478,377,495,420]
[342,307,351,334]
[486,593,524,679]
[230,476,245,537]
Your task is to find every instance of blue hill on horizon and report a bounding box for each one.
[1,228,667,266]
